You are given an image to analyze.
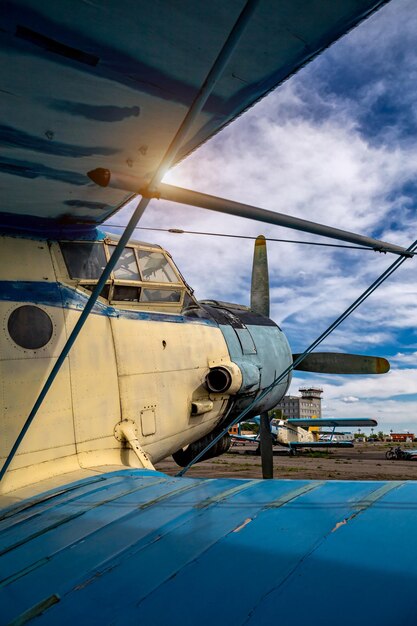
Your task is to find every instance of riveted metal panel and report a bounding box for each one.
[1,472,417,625]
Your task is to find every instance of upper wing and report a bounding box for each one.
[1,1,388,234]
[287,418,378,428]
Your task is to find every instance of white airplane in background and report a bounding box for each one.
[272,417,377,453]
[1,2,417,625]
[232,416,377,454]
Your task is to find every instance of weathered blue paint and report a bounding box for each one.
[0,1,389,232]
[0,213,103,239]
[0,124,119,158]
[0,157,87,186]
[51,101,141,123]
[62,200,110,211]
[1,471,417,625]
[218,322,292,416]
[0,281,217,326]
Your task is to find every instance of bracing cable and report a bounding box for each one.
[104,223,380,251]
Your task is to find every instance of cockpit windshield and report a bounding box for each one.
[108,245,141,281]
[59,239,189,309]
[138,250,178,283]
[61,242,107,280]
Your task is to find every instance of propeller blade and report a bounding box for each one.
[292,352,390,375]
[259,411,273,479]
[250,237,273,477]
[250,235,270,317]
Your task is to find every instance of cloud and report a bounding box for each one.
[105,0,417,432]
[342,396,360,403]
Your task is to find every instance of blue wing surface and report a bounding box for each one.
[1,470,417,625]
[0,0,388,234]
[287,418,378,428]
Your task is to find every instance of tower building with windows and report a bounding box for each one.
[275,387,323,419]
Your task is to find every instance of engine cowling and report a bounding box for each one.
[199,301,293,421]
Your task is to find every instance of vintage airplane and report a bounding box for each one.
[2,1,417,624]
[230,416,377,453]
[272,417,377,452]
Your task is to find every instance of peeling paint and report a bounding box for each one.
[51,101,141,122]
[233,517,252,533]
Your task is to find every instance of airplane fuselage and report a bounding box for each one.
[272,421,316,446]
[0,233,292,493]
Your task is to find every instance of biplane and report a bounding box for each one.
[273,416,377,451]
[232,416,378,453]
[1,1,417,624]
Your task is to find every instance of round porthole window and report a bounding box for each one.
[8,306,53,350]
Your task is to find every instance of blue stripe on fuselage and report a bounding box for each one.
[0,281,217,326]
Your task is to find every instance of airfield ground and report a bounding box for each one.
[155,441,417,481]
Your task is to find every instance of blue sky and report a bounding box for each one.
[108,0,417,434]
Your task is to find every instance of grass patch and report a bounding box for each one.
[231,463,261,471]
[306,451,332,459]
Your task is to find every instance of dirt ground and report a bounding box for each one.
[155,441,417,481]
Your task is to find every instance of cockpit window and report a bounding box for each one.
[59,241,187,308]
[140,288,181,303]
[138,250,178,283]
[108,245,140,281]
[113,285,140,302]
[61,242,107,279]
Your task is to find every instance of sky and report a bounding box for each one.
[107,0,417,435]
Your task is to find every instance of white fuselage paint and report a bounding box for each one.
[273,422,316,445]
[0,236,237,493]
[0,235,293,497]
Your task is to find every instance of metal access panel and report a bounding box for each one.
[140,407,156,436]
[234,327,257,355]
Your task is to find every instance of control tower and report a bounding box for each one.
[275,387,323,419]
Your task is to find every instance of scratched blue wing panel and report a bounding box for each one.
[1,470,417,625]
[0,0,388,233]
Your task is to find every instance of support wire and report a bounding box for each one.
[104,223,375,250]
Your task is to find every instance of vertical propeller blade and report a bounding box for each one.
[251,235,273,478]
[250,235,270,317]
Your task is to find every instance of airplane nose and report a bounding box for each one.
[199,300,293,419]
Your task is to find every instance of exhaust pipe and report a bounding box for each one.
[205,366,233,393]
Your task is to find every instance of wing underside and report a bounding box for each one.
[1,0,388,233]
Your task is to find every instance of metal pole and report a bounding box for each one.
[0,0,259,482]
[87,175,412,256]
[260,412,273,479]
[153,183,411,256]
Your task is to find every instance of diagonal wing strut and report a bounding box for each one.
[87,171,412,257]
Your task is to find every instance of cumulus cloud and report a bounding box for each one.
[105,0,417,431]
